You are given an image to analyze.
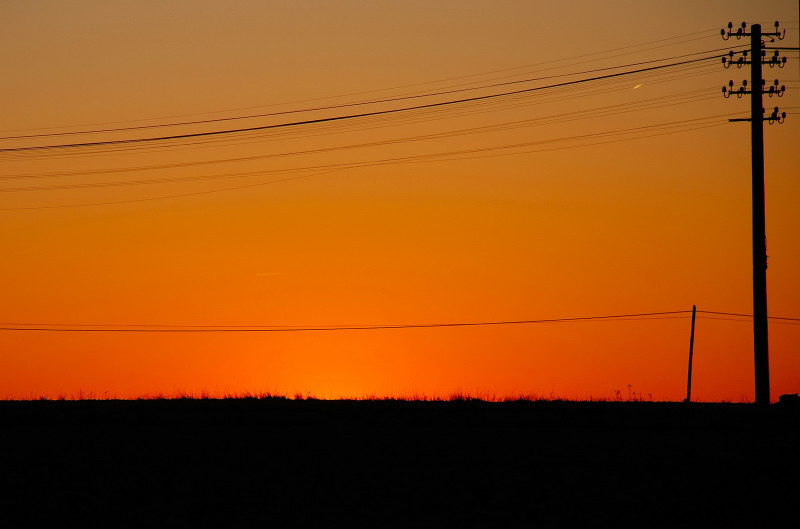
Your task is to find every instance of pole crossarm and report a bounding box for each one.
[728,107,787,123]
[721,47,788,70]
[721,20,786,40]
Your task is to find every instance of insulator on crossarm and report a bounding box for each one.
[739,50,748,67]
[722,50,734,68]
[735,80,747,98]
[722,22,733,40]
[767,107,786,125]
[771,80,786,97]
[722,80,734,98]
[775,21,785,40]
[769,52,788,69]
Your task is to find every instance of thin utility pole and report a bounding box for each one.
[721,21,787,406]
[685,305,696,403]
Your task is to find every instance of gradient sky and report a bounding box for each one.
[1,0,798,401]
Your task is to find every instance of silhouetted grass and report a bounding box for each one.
[2,389,651,402]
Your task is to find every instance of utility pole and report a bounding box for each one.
[685,305,696,403]
[721,21,787,406]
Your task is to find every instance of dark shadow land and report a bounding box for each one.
[2,399,798,527]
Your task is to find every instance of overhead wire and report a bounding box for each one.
[0,115,737,200]
[0,27,724,137]
[3,309,796,333]
[0,53,739,154]
[695,316,800,326]
[697,310,800,321]
[0,168,351,211]
[0,86,726,182]
[0,118,734,210]
[0,94,744,208]
[0,43,774,210]
[0,44,742,142]
[0,310,694,332]
[0,60,724,161]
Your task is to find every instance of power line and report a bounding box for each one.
[0,310,692,333]
[0,46,743,142]
[0,61,722,161]
[0,168,348,210]
[0,115,734,193]
[697,310,800,322]
[696,316,800,326]
[0,28,723,137]
[0,54,731,154]
[0,119,731,210]
[0,120,731,210]
[3,310,795,332]
[395,37,725,96]
[0,86,720,180]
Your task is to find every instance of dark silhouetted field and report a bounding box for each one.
[2,399,798,527]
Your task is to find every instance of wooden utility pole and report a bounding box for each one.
[721,21,787,406]
[749,24,770,407]
[685,305,696,403]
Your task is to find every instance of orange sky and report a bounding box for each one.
[1,1,798,401]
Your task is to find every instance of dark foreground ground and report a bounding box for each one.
[2,399,799,527]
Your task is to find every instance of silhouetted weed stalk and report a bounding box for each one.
[612,385,654,402]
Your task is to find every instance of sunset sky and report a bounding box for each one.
[1,0,798,401]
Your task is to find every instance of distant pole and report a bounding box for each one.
[685,305,696,403]
[721,21,787,406]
